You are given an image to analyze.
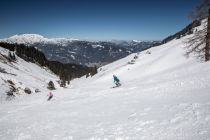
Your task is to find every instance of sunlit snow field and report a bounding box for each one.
[0,33,210,139]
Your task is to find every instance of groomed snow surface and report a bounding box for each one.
[0,35,210,140]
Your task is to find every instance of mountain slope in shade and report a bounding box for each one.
[0,34,159,66]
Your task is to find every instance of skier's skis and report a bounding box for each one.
[111,83,122,88]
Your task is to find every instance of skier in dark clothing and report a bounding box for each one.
[47,92,53,101]
[113,75,121,87]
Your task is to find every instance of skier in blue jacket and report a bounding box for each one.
[113,75,121,86]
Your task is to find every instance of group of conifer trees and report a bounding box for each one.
[0,42,98,87]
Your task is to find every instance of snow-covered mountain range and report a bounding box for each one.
[0,22,210,139]
[0,34,159,66]
[0,34,79,45]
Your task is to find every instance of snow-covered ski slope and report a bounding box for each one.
[0,34,210,139]
[0,47,58,100]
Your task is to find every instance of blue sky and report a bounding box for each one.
[0,0,200,40]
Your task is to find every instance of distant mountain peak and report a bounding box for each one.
[0,34,79,45]
[132,40,142,43]
[3,34,47,44]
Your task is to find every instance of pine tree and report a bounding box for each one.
[186,0,210,61]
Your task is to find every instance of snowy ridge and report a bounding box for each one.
[91,44,104,48]
[0,34,79,45]
[132,39,142,43]
[0,47,58,100]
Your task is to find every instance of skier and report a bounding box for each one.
[47,91,53,101]
[113,75,121,87]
